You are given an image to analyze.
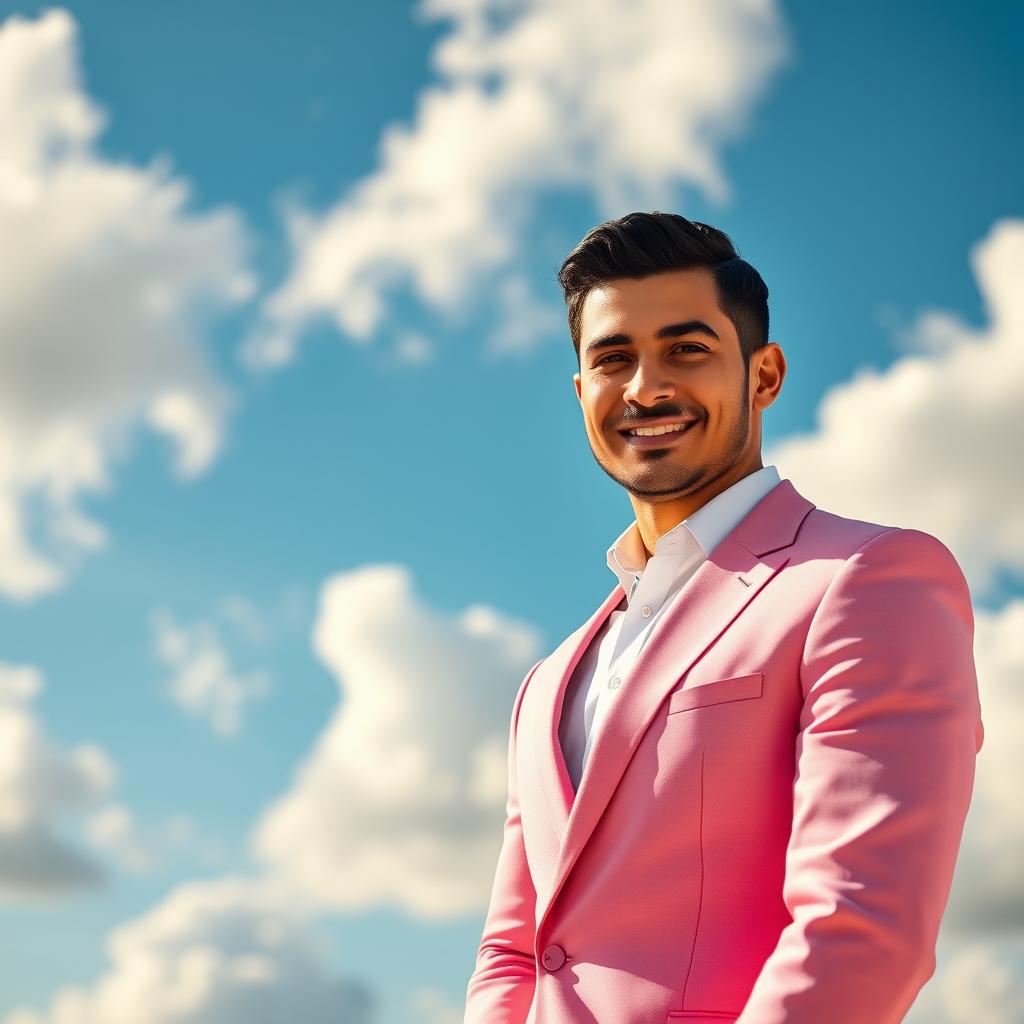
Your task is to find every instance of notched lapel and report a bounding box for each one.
[532,477,815,932]
[530,584,625,842]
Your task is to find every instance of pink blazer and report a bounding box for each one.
[464,478,984,1024]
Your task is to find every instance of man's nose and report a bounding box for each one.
[623,363,674,404]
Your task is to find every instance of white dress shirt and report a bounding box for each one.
[557,464,783,792]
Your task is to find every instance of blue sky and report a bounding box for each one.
[0,2,1021,1022]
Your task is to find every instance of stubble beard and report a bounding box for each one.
[588,393,751,501]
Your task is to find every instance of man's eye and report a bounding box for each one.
[596,344,705,366]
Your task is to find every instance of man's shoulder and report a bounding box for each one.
[797,505,960,569]
[797,507,970,614]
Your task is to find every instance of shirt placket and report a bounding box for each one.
[605,555,680,691]
[580,552,693,771]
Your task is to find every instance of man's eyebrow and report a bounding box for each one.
[584,320,720,358]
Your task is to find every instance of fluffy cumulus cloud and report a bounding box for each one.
[894,598,1024,1020]
[906,937,1024,1024]
[765,218,1024,598]
[0,662,116,897]
[0,9,255,602]
[249,563,542,918]
[940,599,1024,934]
[2,874,373,1024]
[244,0,789,367]
[762,218,1024,1017]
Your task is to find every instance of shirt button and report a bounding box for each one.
[608,676,621,690]
[641,604,652,617]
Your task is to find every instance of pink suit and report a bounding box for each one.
[464,477,984,1024]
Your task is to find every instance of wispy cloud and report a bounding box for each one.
[244,0,789,368]
[150,606,273,738]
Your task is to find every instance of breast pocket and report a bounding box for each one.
[666,671,764,714]
[665,1013,738,1022]
[666,1014,738,1023]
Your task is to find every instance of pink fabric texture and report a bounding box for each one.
[464,478,984,1024]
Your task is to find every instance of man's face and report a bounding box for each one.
[573,267,767,501]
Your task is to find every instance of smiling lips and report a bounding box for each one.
[619,419,700,449]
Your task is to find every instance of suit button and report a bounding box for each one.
[541,943,566,971]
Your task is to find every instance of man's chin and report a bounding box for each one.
[617,468,708,499]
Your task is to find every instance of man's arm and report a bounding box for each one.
[464,657,545,1024]
[737,528,985,1023]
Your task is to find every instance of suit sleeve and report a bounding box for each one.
[463,657,545,1024]
[736,528,985,1024]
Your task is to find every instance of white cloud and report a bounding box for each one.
[0,662,116,897]
[0,9,255,602]
[762,216,1024,1006]
[2,874,372,1024]
[895,598,1024,1018]
[84,805,235,877]
[409,985,464,1024]
[765,217,1024,598]
[906,936,1024,1024]
[937,599,1024,934]
[249,563,542,918]
[83,803,155,875]
[244,0,788,368]
[150,607,273,738]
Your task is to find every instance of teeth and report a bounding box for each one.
[630,422,691,436]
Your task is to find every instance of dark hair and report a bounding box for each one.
[557,211,769,368]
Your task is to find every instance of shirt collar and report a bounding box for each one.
[606,465,783,600]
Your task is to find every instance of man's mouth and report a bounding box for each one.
[618,420,700,449]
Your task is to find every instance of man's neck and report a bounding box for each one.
[628,460,764,557]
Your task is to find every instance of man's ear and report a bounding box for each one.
[751,341,786,413]
[573,372,582,403]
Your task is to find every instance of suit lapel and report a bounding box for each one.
[534,582,626,837]
[532,477,815,925]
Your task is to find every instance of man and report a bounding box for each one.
[463,212,984,1024]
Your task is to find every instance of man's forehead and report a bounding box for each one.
[580,269,721,335]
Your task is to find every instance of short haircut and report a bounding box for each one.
[557,211,769,368]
